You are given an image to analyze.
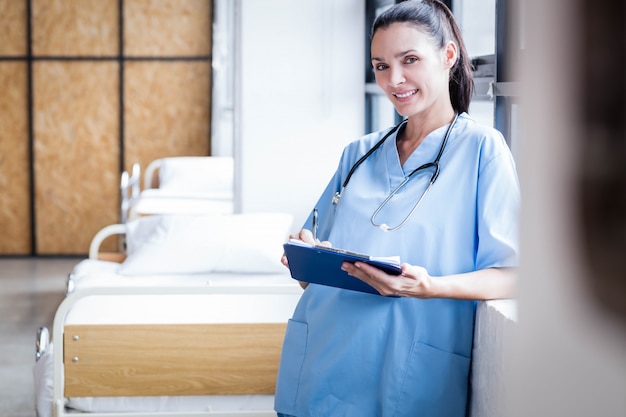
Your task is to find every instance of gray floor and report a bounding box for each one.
[0,257,79,417]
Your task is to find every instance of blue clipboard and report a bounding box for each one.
[283,241,402,295]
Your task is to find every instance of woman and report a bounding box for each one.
[275,1,519,416]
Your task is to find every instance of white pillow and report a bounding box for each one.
[158,156,234,198]
[118,213,293,275]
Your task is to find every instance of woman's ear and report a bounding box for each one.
[444,41,458,69]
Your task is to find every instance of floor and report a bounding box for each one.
[0,257,80,417]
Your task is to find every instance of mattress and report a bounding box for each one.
[67,258,296,295]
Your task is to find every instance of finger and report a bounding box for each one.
[398,263,420,279]
[342,261,380,280]
[298,229,316,245]
[287,230,313,244]
[343,261,397,291]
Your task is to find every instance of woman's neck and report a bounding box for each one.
[397,107,456,165]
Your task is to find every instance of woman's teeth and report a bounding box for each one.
[395,90,416,98]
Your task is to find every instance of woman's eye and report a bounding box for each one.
[374,64,388,71]
[405,56,418,64]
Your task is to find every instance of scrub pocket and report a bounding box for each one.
[274,319,308,413]
[393,341,471,417]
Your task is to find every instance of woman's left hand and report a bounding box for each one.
[341,261,437,298]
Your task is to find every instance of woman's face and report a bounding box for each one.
[371,22,456,118]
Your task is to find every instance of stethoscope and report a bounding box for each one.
[332,113,459,232]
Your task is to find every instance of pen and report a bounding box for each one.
[312,208,318,242]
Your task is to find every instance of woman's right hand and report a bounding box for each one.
[281,229,332,290]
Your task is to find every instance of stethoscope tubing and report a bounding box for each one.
[333,113,459,231]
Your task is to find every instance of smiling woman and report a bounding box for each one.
[371,24,459,120]
[275,1,520,416]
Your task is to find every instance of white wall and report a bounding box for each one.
[234,0,365,231]
[510,0,626,415]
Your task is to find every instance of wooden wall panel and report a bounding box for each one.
[0,0,27,55]
[31,0,118,56]
[33,62,119,255]
[0,63,30,254]
[124,61,211,173]
[0,0,213,256]
[125,0,211,56]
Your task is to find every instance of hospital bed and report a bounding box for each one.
[33,212,301,417]
[120,156,235,223]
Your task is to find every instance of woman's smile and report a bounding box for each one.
[393,89,418,100]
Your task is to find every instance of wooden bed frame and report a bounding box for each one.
[63,323,285,398]
[51,285,300,417]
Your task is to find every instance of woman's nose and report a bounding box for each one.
[388,66,405,86]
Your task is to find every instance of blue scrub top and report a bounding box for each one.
[275,113,520,417]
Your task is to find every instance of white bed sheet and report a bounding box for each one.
[35,259,302,417]
[128,196,234,219]
[139,189,232,200]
